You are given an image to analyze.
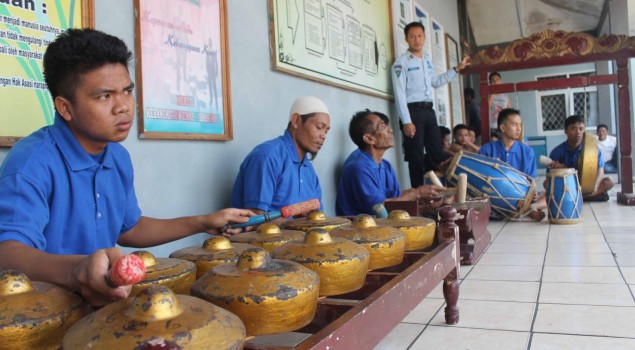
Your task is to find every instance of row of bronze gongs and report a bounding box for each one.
[1,210,437,349]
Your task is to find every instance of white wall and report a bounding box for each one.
[0,0,460,257]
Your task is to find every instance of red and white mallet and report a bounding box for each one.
[105,254,146,287]
[225,198,321,230]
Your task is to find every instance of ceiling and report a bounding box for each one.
[466,0,607,48]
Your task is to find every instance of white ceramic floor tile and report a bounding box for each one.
[542,266,625,283]
[605,233,635,243]
[459,280,539,302]
[466,265,543,282]
[401,298,445,324]
[411,326,529,350]
[487,243,547,254]
[534,304,635,338]
[495,234,548,244]
[544,253,616,267]
[547,242,611,254]
[539,282,635,306]
[547,233,605,243]
[429,299,535,331]
[615,254,635,267]
[477,253,545,266]
[373,322,424,350]
[621,267,635,284]
[530,333,635,350]
[608,242,635,254]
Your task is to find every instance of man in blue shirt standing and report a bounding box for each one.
[336,110,441,216]
[549,115,614,201]
[392,22,470,188]
[231,96,330,220]
[479,108,545,220]
[0,29,253,306]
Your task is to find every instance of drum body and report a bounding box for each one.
[446,151,535,219]
[546,168,582,224]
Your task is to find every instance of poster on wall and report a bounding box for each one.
[430,18,449,127]
[134,0,233,141]
[0,0,94,147]
[445,33,464,129]
[269,0,393,99]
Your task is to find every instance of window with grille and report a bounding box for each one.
[536,71,597,135]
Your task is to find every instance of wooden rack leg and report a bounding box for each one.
[443,269,459,324]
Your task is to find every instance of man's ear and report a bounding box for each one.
[289,113,301,129]
[54,96,73,122]
[362,133,375,146]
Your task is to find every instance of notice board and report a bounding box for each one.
[269,0,393,99]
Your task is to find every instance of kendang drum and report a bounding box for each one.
[446,151,535,219]
[546,168,583,224]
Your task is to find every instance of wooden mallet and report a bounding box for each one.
[225,198,321,230]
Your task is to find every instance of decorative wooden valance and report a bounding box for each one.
[471,30,635,66]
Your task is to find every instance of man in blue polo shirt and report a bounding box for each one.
[0,29,252,306]
[479,108,545,221]
[549,115,614,201]
[336,110,441,216]
[231,96,330,219]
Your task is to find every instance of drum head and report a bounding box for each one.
[578,133,598,195]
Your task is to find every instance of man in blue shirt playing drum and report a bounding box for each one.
[0,29,253,306]
[549,115,614,201]
[479,108,545,221]
[392,22,470,188]
[336,110,442,216]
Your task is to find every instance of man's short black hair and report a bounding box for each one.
[497,108,520,130]
[43,28,132,105]
[565,115,585,129]
[404,22,425,37]
[488,72,501,82]
[453,124,469,137]
[464,88,475,99]
[439,126,451,137]
[349,109,389,150]
[597,124,608,132]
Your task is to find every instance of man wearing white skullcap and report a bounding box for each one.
[231,96,331,219]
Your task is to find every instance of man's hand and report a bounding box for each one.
[549,161,566,169]
[456,56,471,71]
[403,123,416,138]
[71,247,131,306]
[203,208,256,235]
[416,184,444,199]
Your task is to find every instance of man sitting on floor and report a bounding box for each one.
[549,115,614,201]
[479,108,545,221]
[449,124,480,154]
[596,124,617,174]
[336,110,442,216]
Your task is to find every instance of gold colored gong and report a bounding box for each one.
[281,209,352,232]
[228,222,305,252]
[62,285,246,350]
[272,228,370,296]
[0,270,86,350]
[376,210,436,251]
[330,214,406,270]
[131,250,197,296]
[578,132,599,195]
[170,236,258,279]
[191,248,320,336]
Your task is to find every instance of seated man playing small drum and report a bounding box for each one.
[549,115,614,202]
[479,108,545,221]
[335,110,442,216]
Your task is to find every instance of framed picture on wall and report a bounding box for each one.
[445,33,464,129]
[134,0,233,141]
[0,0,94,147]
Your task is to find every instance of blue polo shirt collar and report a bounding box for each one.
[564,142,582,152]
[497,139,521,154]
[49,112,114,171]
[282,129,303,165]
[359,149,381,169]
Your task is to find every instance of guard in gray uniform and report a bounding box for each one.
[392,22,471,188]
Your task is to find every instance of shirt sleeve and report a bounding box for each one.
[392,58,412,124]
[0,173,48,250]
[525,146,537,178]
[478,143,492,157]
[430,66,457,89]
[597,146,605,169]
[238,155,280,211]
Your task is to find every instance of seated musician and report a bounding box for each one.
[449,124,480,153]
[0,29,254,307]
[231,96,330,220]
[596,124,617,174]
[479,108,545,221]
[335,110,442,216]
[549,115,614,201]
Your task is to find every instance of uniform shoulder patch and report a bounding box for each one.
[394,65,402,78]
